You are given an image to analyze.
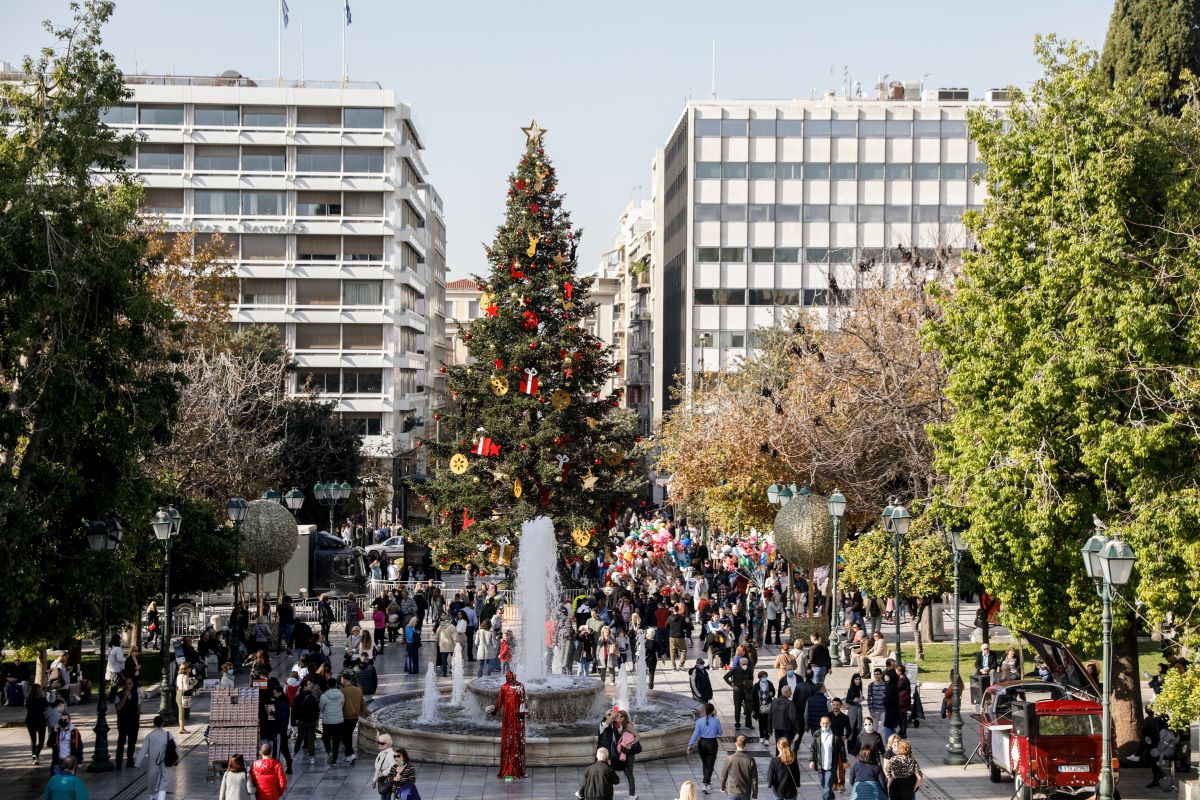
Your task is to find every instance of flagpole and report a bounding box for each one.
[276,0,282,85]
[341,5,347,87]
[300,20,305,86]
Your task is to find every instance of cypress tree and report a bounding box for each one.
[1100,0,1200,110]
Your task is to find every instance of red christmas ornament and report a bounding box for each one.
[519,443,528,450]
[495,358,504,370]
[594,458,601,465]
[529,342,538,350]
[521,310,539,331]
[485,303,498,317]
[634,436,642,443]
[510,258,525,281]
[516,178,526,190]
[519,368,539,395]
[594,341,604,350]
[464,333,473,340]
[433,414,441,421]
[529,203,540,214]
[592,391,600,398]
[552,437,562,445]
[416,440,423,447]
[439,366,447,374]
[563,282,574,300]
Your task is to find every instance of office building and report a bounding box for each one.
[103,71,441,521]
[651,84,1006,419]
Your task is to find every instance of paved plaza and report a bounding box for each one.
[0,613,1171,800]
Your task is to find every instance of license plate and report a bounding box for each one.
[1057,765,1090,773]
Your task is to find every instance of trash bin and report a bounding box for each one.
[969,672,991,707]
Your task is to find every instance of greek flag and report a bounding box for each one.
[281,0,289,27]
[344,0,351,24]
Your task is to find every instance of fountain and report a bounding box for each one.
[450,643,465,706]
[614,663,630,711]
[362,516,701,765]
[634,633,649,709]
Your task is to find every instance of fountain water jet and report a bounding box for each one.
[514,516,558,680]
[615,663,630,711]
[417,662,438,724]
[634,633,649,709]
[451,643,465,706]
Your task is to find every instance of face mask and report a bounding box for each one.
[863,723,874,733]
[786,670,795,677]
[821,725,831,733]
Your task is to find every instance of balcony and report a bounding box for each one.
[630,339,650,355]
[635,270,651,291]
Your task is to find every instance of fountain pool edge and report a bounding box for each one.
[360,688,702,767]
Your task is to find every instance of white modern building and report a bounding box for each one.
[103,71,442,520]
[651,84,1006,419]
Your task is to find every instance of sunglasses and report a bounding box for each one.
[377,740,388,745]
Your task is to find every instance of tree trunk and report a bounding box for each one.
[256,574,264,617]
[1110,610,1144,758]
[912,601,927,661]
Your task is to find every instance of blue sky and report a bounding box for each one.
[0,1,1112,279]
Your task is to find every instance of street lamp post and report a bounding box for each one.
[943,527,969,765]
[226,497,248,604]
[314,481,351,534]
[1081,525,1136,800]
[828,490,847,667]
[150,506,181,723]
[882,499,910,667]
[86,516,124,773]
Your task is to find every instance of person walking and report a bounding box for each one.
[866,669,887,736]
[436,617,456,677]
[719,735,759,800]
[112,675,140,769]
[689,659,714,703]
[609,709,640,800]
[768,687,798,750]
[643,628,660,689]
[848,747,886,800]
[49,713,83,776]
[268,683,293,774]
[597,626,620,684]
[318,678,345,766]
[137,715,174,800]
[804,684,830,738]
[724,656,755,730]
[372,733,397,800]
[292,676,320,764]
[809,635,831,686]
[218,753,253,800]
[25,682,47,765]
[42,755,88,800]
[579,747,621,800]
[807,715,846,800]
[317,594,334,644]
[175,662,196,733]
[687,702,724,793]
[339,672,365,766]
[882,739,922,800]
[753,671,776,746]
[668,604,689,669]
[393,747,417,800]
[857,717,885,765]
[767,737,801,800]
[250,742,288,800]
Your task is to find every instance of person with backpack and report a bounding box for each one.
[137,715,176,800]
[49,713,83,776]
[250,742,288,800]
[317,595,335,643]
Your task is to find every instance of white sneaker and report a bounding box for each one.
[702,785,711,794]
[347,754,357,765]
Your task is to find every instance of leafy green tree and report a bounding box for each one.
[417,124,645,563]
[841,516,952,661]
[273,394,363,530]
[0,1,183,649]
[1100,0,1200,111]
[927,36,1200,751]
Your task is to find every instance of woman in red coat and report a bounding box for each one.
[489,671,527,779]
[250,742,288,800]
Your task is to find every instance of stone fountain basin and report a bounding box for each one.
[360,686,701,767]
[467,674,605,725]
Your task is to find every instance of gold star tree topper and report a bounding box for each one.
[522,118,547,146]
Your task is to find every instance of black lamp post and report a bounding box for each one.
[828,489,847,666]
[314,481,351,534]
[1081,524,1136,800]
[151,506,181,723]
[226,496,248,604]
[86,516,124,773]
[881,499,910,667]
[943,526,969,765]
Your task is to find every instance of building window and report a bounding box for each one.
[775,204,801,222]
[344,235,384,261]
[750,119,776,137]
[942,120,968,138]
[720,204,746,222]
[777,120,802,137]
[342,324,383,350]
[296,106,341,128]
[296,370,340,393]
[719,331,747,348]
[829,247,854,262]
[914,120,941,138]
[194,144,239,171]
[344,148,384,173]
[719,247,745,262]
[695,162,722,179]
[137,143,183,170]
[100,105,136,125]
[297,191,342,217]
[885,164,912,180]
[805,119,831,137]
[969,163,988,179]
[344,108,385,129]
[696,247,721,263]
[194,190,241,216]
[138,105,183,126]
[940,205,966,224]
[748,204,775,222]
[860,120,886,137]
[242,106,286,127]
[295,279,340,306]
[941,164,967,180]
[777,163,803,179]
[803,289,833,306]
[240,234,286,261]
[859,205,885,223]
[886,120,913,138]
[859,163,885,180]
[721,119,749,137]
[830,205,856,223]
[693,289,745,305]
[915,205,940,223]
[694,119,722,137]
[242,191,285,216]
[749,163,775,180]
[830,164,857,181]
[803,206,830,223]
[239,278,285,305]
[806,247,829,263]
[831,120,857,138]
[804,164,830,180]
[242,146,286,172]
[341,413,382,436]
[194,105,239,126]
[296,147,341,173]
[914,164,940,181]
[297,235,340,261]
[344,370,384,394]
[695,204,721,222]
[343,280,383,305]
[344,192,384,217]
[295,323,340,350]
[775,247,800,262]
[885,206,912,223]
[140,187,184,214]
[751,247,774,263]
[721,163,747,179]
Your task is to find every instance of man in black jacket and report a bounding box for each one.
[667,605,688,670]
[809,634,832,686]
[724,657,756,730]
[808,715,847,800]
[579,747,621,800]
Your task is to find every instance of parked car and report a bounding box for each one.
[976,631,1118,800]
[365,535,405,564]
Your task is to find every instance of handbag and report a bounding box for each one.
[376,765,396,794]
[246,766,259,796]
[398,782,422,800]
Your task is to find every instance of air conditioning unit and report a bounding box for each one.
[937,88,969,102]
[986,89,1010,102]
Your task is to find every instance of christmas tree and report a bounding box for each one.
[417,121,647,566]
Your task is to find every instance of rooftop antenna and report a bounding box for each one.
[921,72,931,96]
[300,20,305,86]
[843,65,850,98]
[710,40,716,99]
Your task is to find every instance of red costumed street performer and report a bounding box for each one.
[487,671,528,779]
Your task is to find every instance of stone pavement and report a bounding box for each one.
[0,620,1173,800]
